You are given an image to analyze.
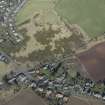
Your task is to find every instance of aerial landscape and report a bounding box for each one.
[0,0,105,105]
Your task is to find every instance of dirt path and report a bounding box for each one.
[76,36,105,54]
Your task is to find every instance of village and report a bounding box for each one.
[0,0,105,105]
[0,56,105,105]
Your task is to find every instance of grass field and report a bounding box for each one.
[0,62,11,80]
[16,0,56,25]
[16,0,49,24]
[55,0,105,37]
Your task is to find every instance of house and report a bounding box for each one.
[8,77,16,85]
[46,90,52,98]
[0,82,5,90]
[48,81,54,89]
[15,73,28,85]
[27,69,36,75]
[0,39,4,43]
[0,52,10,64]
[35,88,44,95]
[35,70,40,74]
[37,76,49,88]
[56,93,63,99]
[29,82,37,89]
[93,93,102,99]
[102,96,105,101]
[63,97,69,103]
[42,62,62,73]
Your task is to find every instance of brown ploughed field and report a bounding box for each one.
[67,96,104,105]
[1,89,104,105]
[77,42,105,81]
[4,89,47,105]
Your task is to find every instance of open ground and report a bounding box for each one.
[3,89,47,105]
[14,0,87,62]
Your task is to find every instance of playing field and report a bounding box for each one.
[55,0,105,37]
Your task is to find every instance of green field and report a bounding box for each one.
[16,0,55,25]
[55,0,105,37]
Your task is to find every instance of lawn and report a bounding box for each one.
[55,0,105,37]
[16,0,54,25]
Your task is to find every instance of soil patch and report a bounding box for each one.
[4,89,47,105]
